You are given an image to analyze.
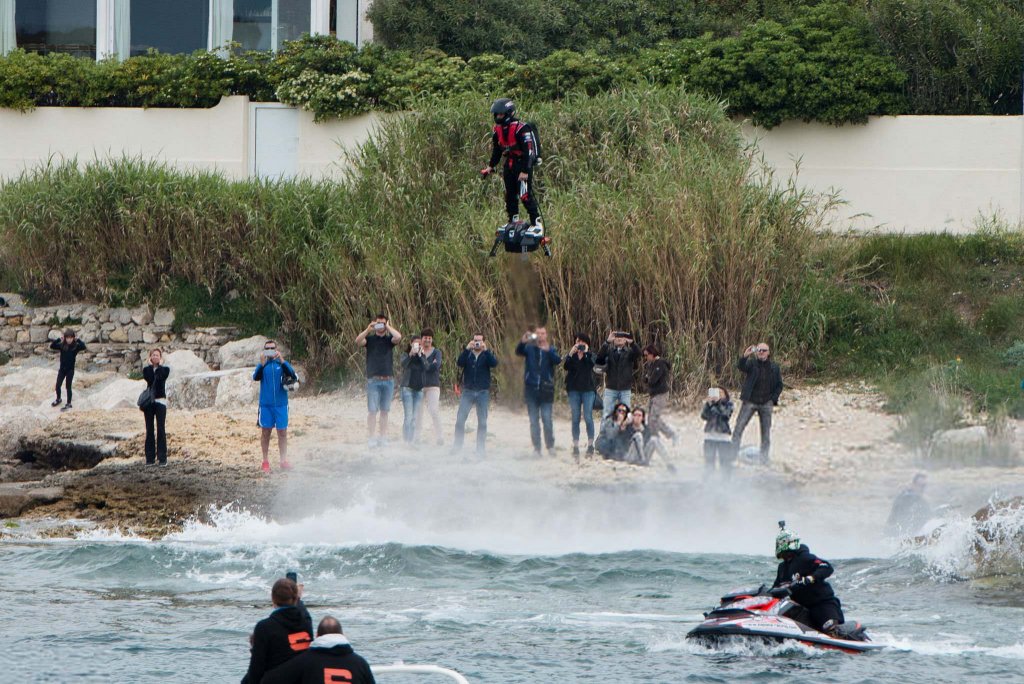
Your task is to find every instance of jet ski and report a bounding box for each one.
[687,585,883,654]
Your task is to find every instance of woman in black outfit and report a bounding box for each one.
[142,348,170,466]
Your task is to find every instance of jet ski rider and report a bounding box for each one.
[772,526,845,634]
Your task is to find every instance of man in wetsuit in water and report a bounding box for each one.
[772,527,845,634]
[481,98,543,236]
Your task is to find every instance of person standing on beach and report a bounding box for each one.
[516,326,561,457]
[701,386,735,478]
[50,329,86,411]
[563,332,597,458]
[595,331,640,418]
[355,315,402,447]
[415,329,444,446]
[254,339,297,473]
[453,333,499,456]
[732,342,783,464]
[142,348,170,466]
[400,335,426,444]
[642,345,678,446]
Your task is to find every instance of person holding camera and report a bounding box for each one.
[50,329,86,411]
[142,348,170,466]
[596,402,632,460]
[515,326,561,457]
[254,339,297,473]
[415,329,444,446]
[701,386,735,478]
[355,315,403,447]
[453,333,499,456]
[563,332,597,458]
[623,407,663,466]
[595,331,641,418]
[400,335,426,445]
[732,343,784,464]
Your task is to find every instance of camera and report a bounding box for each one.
[474,341,483,349]
[263,349,276,358]
[708,388,720,400]
[612,331,630,339]
[530,333,538,341]
[576,344,585,351]
[374,322,386,331]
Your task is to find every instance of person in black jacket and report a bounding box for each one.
[142,348,171,466]
[563,332,597,458]
[700,386,735,478]
[642,345,677,445]
[453,333,499,456]
[242,578,314,684]
[262,616,376,684]
[595,331,640,418]
[732,343,784,464]
[480,97,543,235]
[50,329,86,411]
[772,527,845,633]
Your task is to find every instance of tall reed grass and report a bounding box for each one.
[0,88,830,395]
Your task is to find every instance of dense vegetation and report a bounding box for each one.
[2,87,1023,430]
[2,0,1022,126]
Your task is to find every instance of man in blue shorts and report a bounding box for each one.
[355,314,402,447]
[254,339,298,473]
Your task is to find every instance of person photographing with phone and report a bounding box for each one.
[596,331,641,418]
[563,332,597,458]
[355,315,403,447]
[453,333,499,456]
[516,326,561,457]
[732,342,783,464]
[254,340,298,473]
[701,386,735,478]
[400,335,426,444]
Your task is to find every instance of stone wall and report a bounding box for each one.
[0,294,237,374]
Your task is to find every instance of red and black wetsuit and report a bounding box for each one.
[489,118,540,225]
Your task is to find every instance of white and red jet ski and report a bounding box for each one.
[687,585,883,654]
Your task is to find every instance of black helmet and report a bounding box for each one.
[490,98,516,123]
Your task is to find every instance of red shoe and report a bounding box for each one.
[260,461,271,474]
[279,460,293,471]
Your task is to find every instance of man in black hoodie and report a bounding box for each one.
[642,345,677,445]
[595,331,640,418]
[772,527,844,633]
[732,343,783,464]
[242,578,314,684]
[262,616,376,684]
[50,329,86,411]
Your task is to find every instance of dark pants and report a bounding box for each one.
[703,439,735,476]
[453,389,490,455]
[732,401,773,462]
[55,367,74,403]
[503,164,539,224]
[807,597,845,631]
[524,385,555,452]
[143,403,167,464]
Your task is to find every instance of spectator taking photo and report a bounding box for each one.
[516,326,561,457]
[595,330,640,418]
[355,314,403,447]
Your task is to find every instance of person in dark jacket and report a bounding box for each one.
[642,345,677,445]
[772,527,844,633]
[242,578,314,684]
[480,97,543,235]
[453,333,499,456]
[563,332,597,458]
[400,336,426,444]
[732,343,784,464]
[142,348,170,466]
[516,326,561,457]
[50,329,86,411]
[596,403,631,460]
[595,331,640,418]
[262,616,376,684]
[414,329,444,445]
[701,386,735,478]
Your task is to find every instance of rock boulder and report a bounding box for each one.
[218,335,288,370]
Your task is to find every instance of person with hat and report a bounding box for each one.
[771,524,845,634]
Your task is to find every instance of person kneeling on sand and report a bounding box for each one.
[596,403,631,460]
[242,578,314,684]
[262,616,376,684]
[254,340,298,473]
[622,407,665,466]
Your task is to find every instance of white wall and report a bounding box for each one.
[743,116,1023,233]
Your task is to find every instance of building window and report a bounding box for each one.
[130,0,208,56]
[16,0,97,58]
[233,0,309,52]
[334,0,358,45]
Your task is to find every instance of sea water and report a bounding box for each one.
[1,462,1023,683]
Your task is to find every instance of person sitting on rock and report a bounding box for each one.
[50,329,86,411]
[262,616,376,684]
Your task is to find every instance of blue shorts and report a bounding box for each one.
[258,404,289,430]
[367,378,395,414]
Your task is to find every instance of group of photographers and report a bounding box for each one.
[352,319,784,470]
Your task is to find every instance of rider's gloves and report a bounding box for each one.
[480,167,494,177]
